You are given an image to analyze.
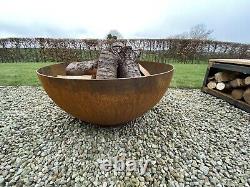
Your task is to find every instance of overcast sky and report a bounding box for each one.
[0,0,249,43]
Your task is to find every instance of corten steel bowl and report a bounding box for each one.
[37,61,174,126]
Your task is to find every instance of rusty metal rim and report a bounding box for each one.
[36,62,174,81]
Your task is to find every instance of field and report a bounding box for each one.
[0,62,207,88]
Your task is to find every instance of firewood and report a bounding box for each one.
[231,89,244,100]
[139,64,150,76]
[57,75,92,79]
[208,76,215,81]
[66,42,144,80]
[96,49,119,79]
[244,76,250,85]
[66,60,97,76]
[243,88,250,104]
[216,82,230,91]
[229,78,245,88]
[214,71,238,82]
[118,47,141,78]
[207,81,216,89]
[216,83,225,90]
[96,42,126,79]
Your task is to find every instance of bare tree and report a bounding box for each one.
[170,24,213,40]
[189,24,213,40]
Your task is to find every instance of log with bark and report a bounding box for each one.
[231,89,244,100]
[216,82,230,91]
[244,76,250,85]
[207,81,216,89]
[118,47,141,78]
[214,71,238,82]
[243,88,250,104]
[64,42,148,80]
[65,60,97,76]
[207,75,248,91]
[229,78,245,88]
[96,49,120,79]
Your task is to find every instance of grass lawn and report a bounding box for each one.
[0,62,207,88]
[171,63,207,88]
[0,63,53,86]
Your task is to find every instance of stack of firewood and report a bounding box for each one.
[57,42,150,80]
[206,71,250,104]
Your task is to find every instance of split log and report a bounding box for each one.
[207,81,216,89]
[57,75,92,79]
[214,71,238,82]
[244,76,250,85]
[139,64,150,76]
[66,60,97,76]
[231,89,244,100]
[118,47,141,78]
[243,88,250,104]
[216,82,230,91]
[229,78,245,88]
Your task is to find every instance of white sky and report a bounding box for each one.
[0,0,250,43]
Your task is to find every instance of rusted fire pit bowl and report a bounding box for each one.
[37,61,174,126]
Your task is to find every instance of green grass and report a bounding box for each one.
[0,62,207,88]
[0,63,53,86]
[171,63,207,88]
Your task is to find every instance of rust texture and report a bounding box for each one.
[37,61,174,126]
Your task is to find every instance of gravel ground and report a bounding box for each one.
[0,86,249,187]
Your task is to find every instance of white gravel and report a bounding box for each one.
[0,86,249,187]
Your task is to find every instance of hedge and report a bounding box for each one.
[0,38,249,63]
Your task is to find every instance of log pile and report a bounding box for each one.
[60,42,150,80]
[206,70,250,104]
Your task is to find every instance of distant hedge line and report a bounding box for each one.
[0,38,249,63]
